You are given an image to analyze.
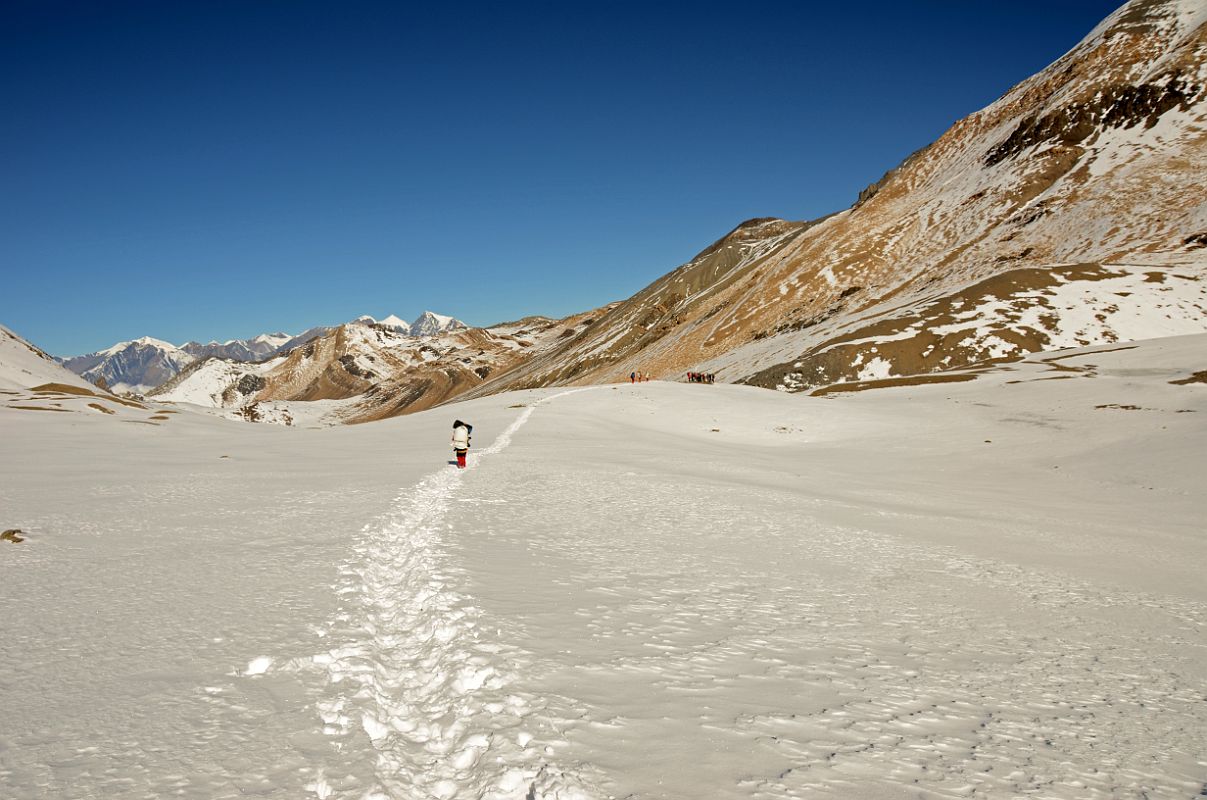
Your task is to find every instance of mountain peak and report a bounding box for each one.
[377,314,410,331]
[410,311,466,337]
[131,336,180,350]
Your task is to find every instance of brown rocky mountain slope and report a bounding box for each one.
[463,0,1207,398]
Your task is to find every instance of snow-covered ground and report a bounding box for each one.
[1,334,1205,799]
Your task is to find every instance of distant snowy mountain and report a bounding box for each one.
[62,311,474,397]
[352,312,468,337]
[180,332,293,362]
[62,337,195,394]
[408,310,466,337]
[151,312,591,423]
[376,314,411,332]
[63,327,332,394]
[180,327,329,362]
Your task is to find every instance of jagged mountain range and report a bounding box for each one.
[10,0,1207,423]
[149,313,593,424]
[60,312,465,394]
[181,331,315,362]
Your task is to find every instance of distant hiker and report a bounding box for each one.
[452,419,472,469]
[630,371,636,383]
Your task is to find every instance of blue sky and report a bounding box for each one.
[3,0,1122,355]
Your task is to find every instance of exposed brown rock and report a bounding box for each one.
[1170,370,1207,385]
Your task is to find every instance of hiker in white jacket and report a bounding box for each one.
[452,419,472,469]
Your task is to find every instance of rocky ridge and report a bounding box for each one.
[149,312,597,424]
[462,0,1207,398]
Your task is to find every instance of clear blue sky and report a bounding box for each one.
[3,0,1122,355]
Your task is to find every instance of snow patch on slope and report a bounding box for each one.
[0,323,99,391]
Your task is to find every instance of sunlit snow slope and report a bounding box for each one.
[0,323,99,392]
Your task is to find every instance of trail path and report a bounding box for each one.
[295,390,593,800]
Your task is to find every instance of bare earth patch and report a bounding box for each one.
[1,529,25,544]
[29,383,147,409]
[87,403,116,415]
[1170,370,1207,385]
[30,382,101,396]
[811,371,979,397]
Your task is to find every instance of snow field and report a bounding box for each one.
[0,393,537,798]
[2,335,1206,798]
[434,373,1207,799]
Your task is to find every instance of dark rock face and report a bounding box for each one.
[235,373,266,396]
[985,72,1202,166]
[855,145,930,207]
[338,354,376,379]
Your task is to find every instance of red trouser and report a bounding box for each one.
[456,450,467,468]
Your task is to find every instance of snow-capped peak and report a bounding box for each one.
[98,336,181,356]
[377,314,410,331]
[409,310,466,337]
[251,332,290,345]
[132,336,180,349]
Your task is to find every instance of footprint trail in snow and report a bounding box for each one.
[301,392,591,800]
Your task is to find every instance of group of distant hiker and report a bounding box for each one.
[628,371,716,383]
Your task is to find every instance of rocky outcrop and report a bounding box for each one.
[985,72,1202,166]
